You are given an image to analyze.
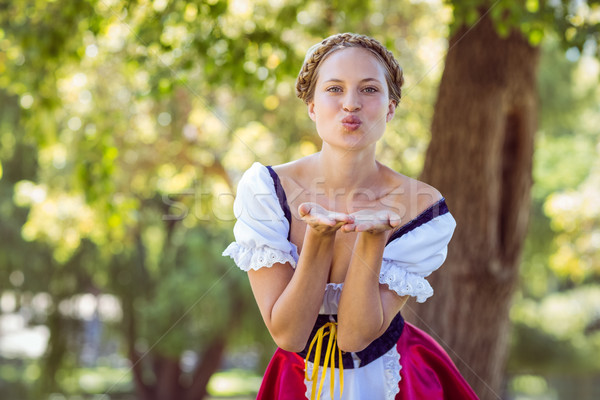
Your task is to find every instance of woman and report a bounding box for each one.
[223,33,478,400]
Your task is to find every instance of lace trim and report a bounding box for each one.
[304,361,311,399]
[379,259,434,303]
[383,346,401,399]
[222,242,297,271]
[326,282,343,290]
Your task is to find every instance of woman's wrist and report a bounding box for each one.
[356,230,388,243]
[351,232,387,273]
[304,223,339,240]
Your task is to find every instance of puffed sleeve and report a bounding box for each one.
[222,162,299,271]
[380,201,456,303]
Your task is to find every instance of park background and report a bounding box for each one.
[1,0,599,399]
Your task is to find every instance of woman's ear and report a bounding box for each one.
[308,101,316,121]
[386,100,397,122]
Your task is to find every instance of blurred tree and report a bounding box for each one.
[505,38,600,394]
[415,1,599,398]
[0,0,444,398]
[4,0,598,398]
[508,33,600,390]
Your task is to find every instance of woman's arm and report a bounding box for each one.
[248,203,353,352]
[337,210,407,352]
[336,232,408,352]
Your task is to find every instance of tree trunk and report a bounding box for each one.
[125,310,154,400]
[40,301,68,394]
[156,355,183,400]
[415,12,540,399]
[185,290,245,400]
[184,335,228,400]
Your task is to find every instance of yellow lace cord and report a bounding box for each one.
[304,322,344,399]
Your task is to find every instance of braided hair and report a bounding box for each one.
[295,33,404,107]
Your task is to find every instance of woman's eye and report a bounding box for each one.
[326,86,342,93]
[363,87,378,93]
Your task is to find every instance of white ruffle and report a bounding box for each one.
[222,163,299,271]
[383,346,402,399]
[222,242,297,271]
[379,259,434,303]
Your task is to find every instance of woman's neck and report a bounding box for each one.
[314,144,382,196]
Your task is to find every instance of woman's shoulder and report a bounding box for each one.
[270,154,316,175]
[381,166,455,252]
[378,163,443,221]
[269,154,318,188]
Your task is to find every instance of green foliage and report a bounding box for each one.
[527,35,600,286]
[2,0,598,396]
[509,286,600,373]
[511,32,600,377]
[0,0,448,396]
[447,0,600,54]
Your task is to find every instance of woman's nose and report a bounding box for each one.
[343,93,361,112]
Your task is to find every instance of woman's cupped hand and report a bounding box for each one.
[299,203,401,235]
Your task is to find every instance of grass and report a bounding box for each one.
[207,368,262,397]
[0,359,262,399]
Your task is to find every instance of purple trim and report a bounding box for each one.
[386,198,449,245]
[266,166,292,240]
[297,313,404,369]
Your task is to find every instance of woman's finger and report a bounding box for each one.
[328,211,353,223]
[298,202,314,217]
[385,210,401,227]
[302,213,337,228]
[341,223,356,232]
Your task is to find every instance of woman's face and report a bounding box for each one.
[308,47,396,151]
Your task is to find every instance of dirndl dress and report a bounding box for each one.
[223,162,479,400]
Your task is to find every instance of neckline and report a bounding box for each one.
[264,165,448,246]
[385,198,448,244]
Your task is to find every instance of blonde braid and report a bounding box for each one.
[295,33,404,107]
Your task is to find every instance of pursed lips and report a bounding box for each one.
[341,115,362,131]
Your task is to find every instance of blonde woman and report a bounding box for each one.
[224,33,478,400]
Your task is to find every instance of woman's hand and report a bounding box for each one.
[298,202,354,236]
[341,209,401,234]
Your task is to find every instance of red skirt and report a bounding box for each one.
[257,322,479,399]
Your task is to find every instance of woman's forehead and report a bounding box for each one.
[317,47,386,83]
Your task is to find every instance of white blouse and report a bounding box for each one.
[223,162,456,307]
